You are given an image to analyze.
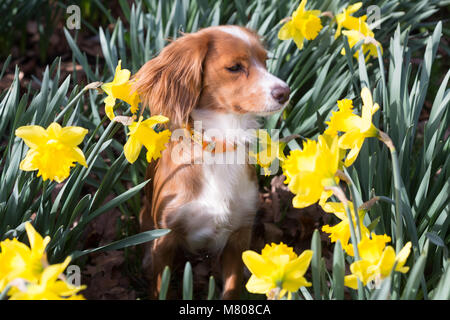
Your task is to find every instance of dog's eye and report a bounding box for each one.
[226,63,242,73]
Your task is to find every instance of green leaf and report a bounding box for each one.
[425,231,445,248]
[207,276,215,300]
[401,253,427,300]
[70,229,170,259]
[63,28,97,81]
[299,286,313,300]
[432,261,450,300]
[370,277,392,300]
[311,229,322,300]
[183,261,193,300]
[159,266,171,300]
[332,240,345,300]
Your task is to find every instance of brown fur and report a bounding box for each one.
[135,25,288,299]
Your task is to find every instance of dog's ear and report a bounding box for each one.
[133,32,209,128]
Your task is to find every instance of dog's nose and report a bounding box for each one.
[271,85,290,104]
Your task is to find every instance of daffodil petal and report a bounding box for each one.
[19,149,39,171]
[46,122,62,139]
[114,68,131,85]
[343,142,363,167]
[25,222,50,258]
[285,250,313,276]
[245,275,273,294]
[378,245,396,278]
[278,21,293,40]
[347,2,363,14]
[111,81,133,102]
[105,104,115,121]
[70,147,88,167]
[101,82,113,96]
[41,256,71,286]
[15,125,48,149]
[60,126,88,147]
[361,87,373,115]
[242,250,273,279]
[395,242,412,273]
[142,115,170,128]
[292,32,305,50]
[344,274,359,289]
[124,135,143,164]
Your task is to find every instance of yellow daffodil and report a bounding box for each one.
[324,88,380,167]
[321,202,370,256]
[15,123,88,183]
[344,235,412,289]
[324,98,355,137]
[249,130,286,176]
[102,60,141,120]
[242,243,313,299]
[282,134,341,208]
[278,0,323,50]
[8,257,86,300]
[0,222,85,300]
[340,18,382,60]
[0,223,49,291]
[123,115,171,164]
[334,2,366,39]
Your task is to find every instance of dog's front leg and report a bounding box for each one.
[220,227,252,300]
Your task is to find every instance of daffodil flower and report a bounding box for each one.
[282,134,342,208]
[101,60,141,120]
[8,256,86,300]
[340,18,383,60]
[0,222,86,300]
[344,235,411,289]
[0,223,49,291]
[15,122,88,183]
[278,0,323,50]
[249,130,286,176]
[321,202,370,256]
[324,88,380,167]
[123,115,171,164]
[242,243,313,299]
[334,2,365,39]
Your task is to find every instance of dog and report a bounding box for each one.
[134,25,290,299]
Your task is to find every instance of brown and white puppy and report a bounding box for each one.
[134,25,290,299]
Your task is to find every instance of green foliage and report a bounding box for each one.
[0,60,163,266]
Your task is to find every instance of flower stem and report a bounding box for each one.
[0,285,11,300]
[336,170,363,242]
[325,184,365,299]
[325,185,360,258]
[378,131,403,252]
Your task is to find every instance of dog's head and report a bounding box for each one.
[134,25,290,128]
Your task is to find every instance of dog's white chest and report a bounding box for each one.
[183,162,258,252]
